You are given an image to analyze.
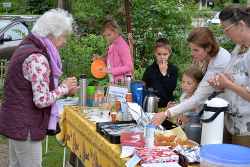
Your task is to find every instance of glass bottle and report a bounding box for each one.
[117,79,122,86]
[107,94,117,112]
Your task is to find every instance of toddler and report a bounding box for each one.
[168,66,204,128]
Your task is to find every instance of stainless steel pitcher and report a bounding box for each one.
[142,88,158,113]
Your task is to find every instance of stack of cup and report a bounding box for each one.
[126,93,133,121]
[87,86,95,107]
[92,86,105,107]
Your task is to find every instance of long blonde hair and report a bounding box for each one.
[101,20,123,37]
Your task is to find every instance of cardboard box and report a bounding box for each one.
[134,147,179,164]
[141,162,181,167]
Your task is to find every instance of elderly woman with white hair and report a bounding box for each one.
[0,8,80,166]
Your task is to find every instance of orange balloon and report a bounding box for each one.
[91,60,107,78]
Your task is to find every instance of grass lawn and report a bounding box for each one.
[0,135,71,166]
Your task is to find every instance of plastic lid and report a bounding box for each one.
[95,86,104,88]
[95,86,104,90]
[200,144,250,165]
[120,132,145,147]
[80,74,87,79]
[91,60,107,78]
[146,125,155,128]
[205,97,229,107]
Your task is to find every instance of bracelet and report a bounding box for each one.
[164,110,168,118]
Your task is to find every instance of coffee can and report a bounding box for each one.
[116,100,121,112]
[145,125,155,148]
[126,93,132,102]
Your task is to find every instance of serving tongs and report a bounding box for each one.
[101,123,138,135]
[101,123,136,129]
[126,102,165,131]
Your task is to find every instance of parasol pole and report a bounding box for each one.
[125,0,135,80]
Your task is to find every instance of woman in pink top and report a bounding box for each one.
[93,20,133,84]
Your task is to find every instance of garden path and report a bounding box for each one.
[0,142,9,167]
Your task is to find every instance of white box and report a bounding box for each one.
[141,162,181,167]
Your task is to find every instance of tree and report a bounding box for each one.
[213,0,229,9]
[58,0,72,13]
[20,0,56,14]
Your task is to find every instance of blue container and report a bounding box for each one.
[87,98,94,107]
[130,81,143,107]
[200,144,250,167]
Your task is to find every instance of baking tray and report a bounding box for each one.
[96,120,177,144]
[96,121,136,144]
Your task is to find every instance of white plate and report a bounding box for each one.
[90,116,111,122]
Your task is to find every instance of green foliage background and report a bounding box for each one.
[0,0,57,14]
[0,0,238,166]
[0,0,237,102]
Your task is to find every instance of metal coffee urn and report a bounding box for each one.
[143,88,158,113]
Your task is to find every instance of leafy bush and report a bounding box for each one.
[74,17,101,37]
[59,33,109,87]
[0,1,19,14]
[20,0,53,14]
[214,0,228,9]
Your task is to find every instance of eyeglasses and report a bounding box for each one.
[221,22,238,32]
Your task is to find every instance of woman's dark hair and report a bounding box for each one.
[219,3,250,27]
[187,27,219,58]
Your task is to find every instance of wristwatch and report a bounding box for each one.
[164,110,168,118]
[162,73,167,76]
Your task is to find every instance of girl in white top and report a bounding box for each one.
[150,27,231,127]
[168,67,204,128]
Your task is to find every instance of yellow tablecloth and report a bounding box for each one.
[56,105,132,167]
[56,106,199,167]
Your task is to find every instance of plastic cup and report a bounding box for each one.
[87,98,94,107]
[87,94,94,98]
[95,86,104,90]
[101,110,110,120]
[110,113,116,122]
[87,86,95,94]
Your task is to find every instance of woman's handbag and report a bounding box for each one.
[46,122,61,136]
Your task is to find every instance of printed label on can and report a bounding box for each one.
[145,125,155,147]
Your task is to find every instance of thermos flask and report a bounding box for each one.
[184,112,202,144]
[199,91,229,146]
[78,74,88,107]
[143,88,158,113]
[130,81,143,107]
[124,75,132,90]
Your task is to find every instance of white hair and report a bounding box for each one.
[32,8,73,41]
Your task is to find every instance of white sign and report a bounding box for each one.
[108,85,128,100]
[3,3,11,8]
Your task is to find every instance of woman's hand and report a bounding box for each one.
[100,67,111,74]
[207,72,230,90]
[149,112,166,127]
[62,77,80,94]
[67,87,80,96]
